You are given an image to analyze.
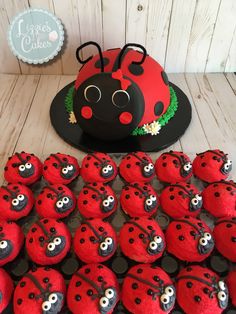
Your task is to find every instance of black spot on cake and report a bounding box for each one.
[161,71,169,85]
[95,57,109,68]
[128,63,144,76]
[154,101,164,116]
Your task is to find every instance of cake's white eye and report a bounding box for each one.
[100,242,108,251]
[47,243,55,251]
[150,195,156,201]
[196,194,202,201]
[199,238,207,246]
[25,163,32,169]
[107,165,113,171]
[103,200,109,207]
[108,196,114,202]
[17,194,24,201]
[105,288,114,299]
[102,167,109,174]
[149,163,154,170]
[54,237,62,245]
[12,198,19,206]
[146,199,152,206]
[63,197,69,204]
[19,165,25,172]
[100,296,109,308]
[165,286,174,297]
[112,90,130,108]
[48,293,58,304]
[183,162,192,171]
[0,241,8,249]
[62,167,68,174]
[56,200,63,208]
[149,241,158,250]
[105,237,113,245]
[144,165,150,172]
[154,236,162,244]
[42,301,51,311]
[218,291,227,301]
[84,85,101,103]
[204,233,212,240]
[191,198,199,205]
[67,165,73,171]
[160,294,170,304]
[218,281,226,291]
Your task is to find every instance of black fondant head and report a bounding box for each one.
[217,281,228,309]
[99,287,117,314]
[60,164,76,179]
[11,194,28,211]
[180,161,192,177]
[190,194,202,211]
[42,292,64,314]
[0,239,13,260]
[18,162,35,178]
[144,194,157,212]
[74,42,146,141]
[198,232,214,255]
[160,285,176,312]
[101,195,115,213]
[99,237,114,257]
[147,235,164,255]
[55,196,73,213]
[221,159,232,175]
[46,236,66,257]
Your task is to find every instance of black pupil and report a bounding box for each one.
[85,86,100,103]
[112,90,129,108]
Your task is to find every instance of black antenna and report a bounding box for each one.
[117,43,147,69]
[76,41,104,72]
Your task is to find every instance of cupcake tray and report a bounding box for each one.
[2,153,236,314]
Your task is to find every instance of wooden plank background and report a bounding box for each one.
[0,0,236,74]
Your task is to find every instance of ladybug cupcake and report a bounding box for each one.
[14,267,66,314]
[119,217,165,263]
[160,183,202,218]
[43,153,80,185]
[155,151,192,183]
[213,217,236,262]
[26,218,71,265]
[120,182,158,217]
[35,184,76,219]
[119,152,155,183]
[192,149,232,183]
[165,216,214,262]
[0,268,14,313]
[78,182,117,219]
[202,180,236,218]
[0,183,34,221]
[67,263,119,314]
[227,270,236,307]
[74,219,117,263]
[0,220,24,266]
[176,265,229,314]
[4,152,42,185]
[80,152,117,183]
[122,264,176,314]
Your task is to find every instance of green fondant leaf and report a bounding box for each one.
[65,86,75,113]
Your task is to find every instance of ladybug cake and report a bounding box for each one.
[80,152,117,183]
[43,153,80,185]
[73,219,117,263]
[192,149,232,183]
[14,267,66,314]
[120,182,158,217]
[4,152,42,185]
[213,217,236,262]
[119,217,165,263]
[202,180,236,218]
[67,263,119,314]
[0,268,14,313]
[160,182,202,218]
[0,219,24,266]
[77,182,117,219]
[165,216,214,262]
[227,270,236,307]
[51,42,192,152]
[122,264,176,314]
[119,152,155,183]
[26,218,71,265]
[155,151,192,183]
[35,184,76,219]
[0,183,34,221]
[176,265,229,314]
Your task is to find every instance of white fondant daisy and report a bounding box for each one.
[143,121,161,135]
